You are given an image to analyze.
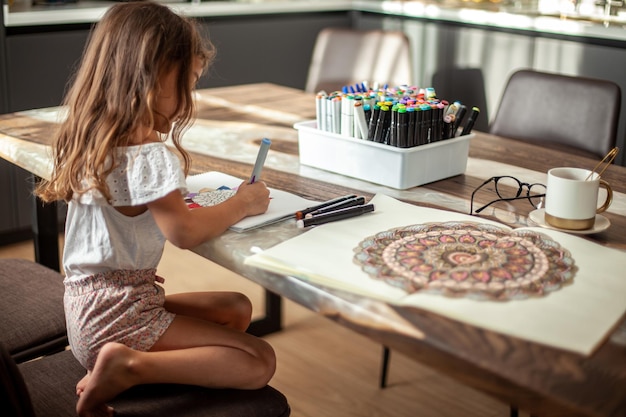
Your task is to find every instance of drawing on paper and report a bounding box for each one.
[353,222,576,300]
[188,189,237,207]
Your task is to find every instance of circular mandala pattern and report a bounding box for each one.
[353,222,576,300]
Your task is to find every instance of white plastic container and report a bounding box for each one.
[295,120,473,190]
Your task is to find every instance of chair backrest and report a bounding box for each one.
[305,27,412,94]
[432,67,490,133]
[489,69,621,158]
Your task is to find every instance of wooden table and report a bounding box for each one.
[1,83,625,417]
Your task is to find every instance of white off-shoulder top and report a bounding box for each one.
[63,142,187,282]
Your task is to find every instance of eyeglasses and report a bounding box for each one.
[470,176,546,214]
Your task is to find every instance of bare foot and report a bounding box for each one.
[76,342,138,417]
[76,371,91,396]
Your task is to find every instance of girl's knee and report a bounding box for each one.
[226,292,253,331]
[230,292,253,315]
[256,339,277,386]
[247,344,276,389]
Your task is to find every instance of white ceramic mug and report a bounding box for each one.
[544,167,613,230]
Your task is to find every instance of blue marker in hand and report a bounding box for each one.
[249,138,271,183]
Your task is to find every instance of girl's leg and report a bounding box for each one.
[75,291,252,396]
[163,291,253,331]
[76,297,276,417]
[149,292,276,387]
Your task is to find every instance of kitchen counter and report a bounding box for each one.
[3,1,352,26]
[4,0,626,43]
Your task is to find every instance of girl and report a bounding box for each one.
[35,2,275,417]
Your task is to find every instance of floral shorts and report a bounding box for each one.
[64,269,176,370]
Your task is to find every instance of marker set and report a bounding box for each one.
[294,194,373,228]
[315,85,479,148]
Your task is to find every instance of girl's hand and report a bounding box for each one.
[232,180,271,216]
[148,180,270,249]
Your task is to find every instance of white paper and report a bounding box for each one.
[186,171,320,232]
[245,194,626,355]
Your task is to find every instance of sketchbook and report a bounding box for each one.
[245,193,626,355]
[185,171,320,233]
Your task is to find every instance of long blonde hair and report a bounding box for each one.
[36,1,215,203]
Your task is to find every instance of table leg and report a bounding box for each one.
[31,176,60,272]
[247,290,283,336]
[380,346,391,388]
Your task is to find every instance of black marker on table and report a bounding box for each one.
[304,196,366,218]
[296,204,375,228]
[295,194,357,220]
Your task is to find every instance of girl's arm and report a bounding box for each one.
[147,181,270,249]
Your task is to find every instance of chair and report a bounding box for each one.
[489,69,621,159]
[431,67,490,133]
[305,27,412,94]
[1,343,291,417]
[0,258,67,363]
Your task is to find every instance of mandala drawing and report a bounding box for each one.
[353,222,576,301]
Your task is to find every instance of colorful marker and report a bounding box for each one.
[249,138,271,183]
